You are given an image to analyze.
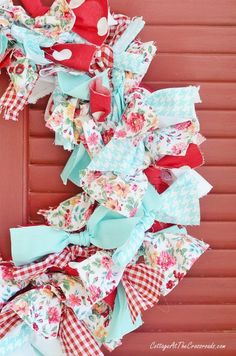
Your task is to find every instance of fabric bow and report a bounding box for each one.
[11,171,201,267]
[11,205,143,266]
[70,251,164,323]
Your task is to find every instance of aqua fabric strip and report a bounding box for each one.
[105,284,143,342]
[58,70,110,99]
[61,143,91,186]
[112,17,145,53]
[113,52,146,74]
[0,324,32,356]
[0,33,8,56]
[11,206,144,265]
[11,24,53,65]
[87,138,145,175]
[145,86,201,123]
[55,131,75,151]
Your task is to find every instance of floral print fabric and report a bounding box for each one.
[38,192,95,232]
[80,170,148,217]
[143,228,209,295]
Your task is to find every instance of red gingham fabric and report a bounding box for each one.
[0,308,22,339]
[89,44,114,75]
[122,263,164,323]
[0,301,103,355]
[59,306,103,356]
[13,245,99,282]
[106,14,130,46]
[0,81,36,121]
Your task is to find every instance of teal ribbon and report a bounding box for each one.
[0,33,8,56]
[11,205,144,266]
[61,143,91,186]
[105,284,143,343]
[58,70,109,100]
[11,24,53,65]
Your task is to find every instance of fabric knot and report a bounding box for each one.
[68,230,91,246]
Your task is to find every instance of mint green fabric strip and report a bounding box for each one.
[55,131,75,151]
[58,70,110,99]
[105,284,143,342]
[11,24,53,65]
[11,206,144,266]
[112,18,145,53]
[61,143,90,186]
[0,33,8,56]
[0,324,32,355]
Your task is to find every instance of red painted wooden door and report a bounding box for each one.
[0,0,236,355]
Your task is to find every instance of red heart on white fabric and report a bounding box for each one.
[69,0,85,9]
[97,17,108,36]
[52,49,72,61]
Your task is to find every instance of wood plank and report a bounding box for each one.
[144,82,236,110]
[142,305,236,331]
[29,108,53,137]
[197,167,236,194]
[200,194,236,221]
[29,164,78,193]
[141,25,236,54]
[189,250,236,277]
[145,54,236,82]
[199,110,236,138]
[29,137,70,165]
[29,137,236,166]
[110,0,236,26]
[201,139,236,166]
[103,331,236,356]
[0,73,27,259]
[188,222,236,249]
[159,277,236,304]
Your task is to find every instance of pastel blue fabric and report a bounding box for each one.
[87,138,145,174]
[0,324,32,356]
[55,131,75,151]
[11,206,144,266]
[154,173,200,226]
[112,17,145,53]
[105,284,143,342]
[113,52,147,74]
[58,69,110,99]
[145,86,201,126]
[110,69,125,124]
[11,24,53,65]
[61,143,91,185]
[0,33,8,56]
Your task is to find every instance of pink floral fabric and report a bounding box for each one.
[79,170,148,217]
[143,230,209,295]
[38,192,95,232]
[145,120,199,160]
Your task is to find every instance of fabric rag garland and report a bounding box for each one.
[0,0,212,355]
